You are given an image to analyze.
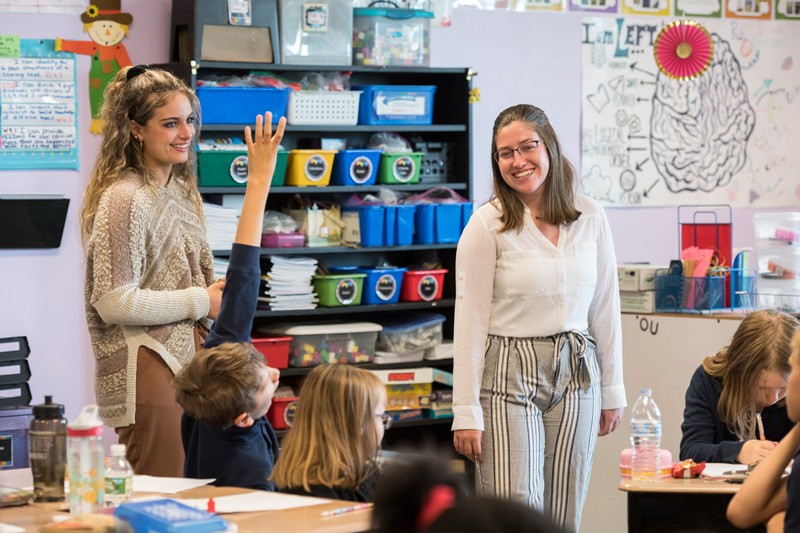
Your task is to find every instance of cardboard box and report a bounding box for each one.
[617,264,667,292]
[620,291,656,314]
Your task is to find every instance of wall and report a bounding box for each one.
[0,1,173,423]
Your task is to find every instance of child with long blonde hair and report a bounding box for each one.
[271,364,389,501]
[680,309,799,464]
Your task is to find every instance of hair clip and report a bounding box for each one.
[126,64,150,81]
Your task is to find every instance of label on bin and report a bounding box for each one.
[304,154,329,182]
[376,94,427,116]
[375,274,397,301]
[349,156,373,184]
[302,3,328,32]
[418,275,439,301]
[392,156,417,183]
[336,277,359,304]
[284,401,297,427]
[229,155,249,184]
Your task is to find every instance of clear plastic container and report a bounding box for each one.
[258,322,381,367]
[376,313,446,354]
[630,389,662,482]
[753,212,800,247]
[104,444,133,508]
[352,8,433,66]
[279,0,353,65]
[66,404,104,515]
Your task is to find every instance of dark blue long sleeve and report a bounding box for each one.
[680,365,793,463]
[204,243,261,348]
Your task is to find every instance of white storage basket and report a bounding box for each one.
[287,91,362,126]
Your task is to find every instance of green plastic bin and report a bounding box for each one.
[198,150,288,187]
[313,273,367,307]
[377,152,424,184]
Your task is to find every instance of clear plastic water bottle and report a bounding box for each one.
[67,404,105,515]
[104,443,133,508]
[630,388,662,482]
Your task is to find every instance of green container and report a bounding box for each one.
[377,152,424,184]
[198,150,288,187]
[313,273,366,307]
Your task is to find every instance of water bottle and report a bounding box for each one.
[630,388,662,482]
[67,404,105,515]
[104,443,134,508]
[29,395,67,502]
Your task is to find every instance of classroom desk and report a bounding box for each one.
[619,477,765,533]
[0,486,372,533]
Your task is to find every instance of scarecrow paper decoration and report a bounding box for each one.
[56,0,133,134]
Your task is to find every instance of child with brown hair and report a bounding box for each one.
[271,364,389,501]
[173,111,286,490]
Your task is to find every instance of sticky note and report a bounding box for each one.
[0,35,20,58]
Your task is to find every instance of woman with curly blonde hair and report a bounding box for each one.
[272,364,389,501]
[80,65,223,477]
[681,309,800,465]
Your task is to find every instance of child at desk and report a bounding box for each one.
[172,112,286,491]
[680,310,799,464]
[727,329,800,531]
[270,364,388,502]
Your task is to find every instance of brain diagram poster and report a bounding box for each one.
[581,18,800,207]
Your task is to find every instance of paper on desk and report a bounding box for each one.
[132,475,215,494]
[700,463,791,481]
[180,491,331,513]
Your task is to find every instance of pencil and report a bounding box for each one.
[321,502,373,517]
[756,413,765,441]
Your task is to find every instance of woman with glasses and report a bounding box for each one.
[272,364,389,502]
[452,104,625,531]
[80,65,224,477]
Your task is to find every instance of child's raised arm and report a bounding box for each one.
[727,422,800,528]
[235,112,286,247]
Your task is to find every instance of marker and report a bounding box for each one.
[320,502,373,517]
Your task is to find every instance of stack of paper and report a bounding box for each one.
[203,202,239,251]
[259,256,318,311]
[213,258,229,280]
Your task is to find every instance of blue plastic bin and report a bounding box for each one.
[396,205,416,245]
[331,149,382,185]
[461,202,473,231]
[353,85,436,125]
[197,87,289,124]
[414,204,435,244]
[384,205,397,246]
[331,266,407,305]
[435,204,462,243]
[343,205,384,247]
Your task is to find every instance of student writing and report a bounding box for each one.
[680,309,799,464]
[173,112,286,490]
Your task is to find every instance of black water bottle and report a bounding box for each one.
[29,395,67,502]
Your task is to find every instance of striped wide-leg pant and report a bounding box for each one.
[478,331,601,533]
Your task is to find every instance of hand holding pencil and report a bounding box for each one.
[735,413,778,465]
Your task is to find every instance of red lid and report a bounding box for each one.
[67,426,103,437]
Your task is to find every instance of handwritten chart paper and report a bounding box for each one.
[0,39,78,170]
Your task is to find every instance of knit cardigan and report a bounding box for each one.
[84,172,214,427]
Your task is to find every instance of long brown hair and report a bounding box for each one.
[79,66,203,242]
[490,104,580,232]
[271,364,385,491]
[703,310,799,439]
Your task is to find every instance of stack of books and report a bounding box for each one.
[259,256,318,311]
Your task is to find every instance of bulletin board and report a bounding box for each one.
[0,38,78,170]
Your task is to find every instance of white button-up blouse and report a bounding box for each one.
[452,194,626,431]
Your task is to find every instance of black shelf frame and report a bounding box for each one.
[253,299,454,318]
[278,357,454,378]
[212,242,456,256]
[200,183,467,195]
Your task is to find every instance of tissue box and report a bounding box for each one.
[620,291,656,314]
[618,264,667,292]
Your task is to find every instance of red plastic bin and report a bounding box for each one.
[400,269,447,302]
[266,396,298,429]
[251,336,293,369]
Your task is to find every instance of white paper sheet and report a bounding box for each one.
[132,475,215,494]
[179,491,331,513]
[700,462,790,481]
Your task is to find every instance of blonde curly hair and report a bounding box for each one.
[79,66,203,242]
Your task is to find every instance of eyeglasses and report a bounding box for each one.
[493,139,542,162]
[377,413,392,430]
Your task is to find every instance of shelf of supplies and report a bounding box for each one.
[201,124,466,133]
[254,299,454,318]
[212,243,457,256]
[278,358,454,378]
[199,183,467,195]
